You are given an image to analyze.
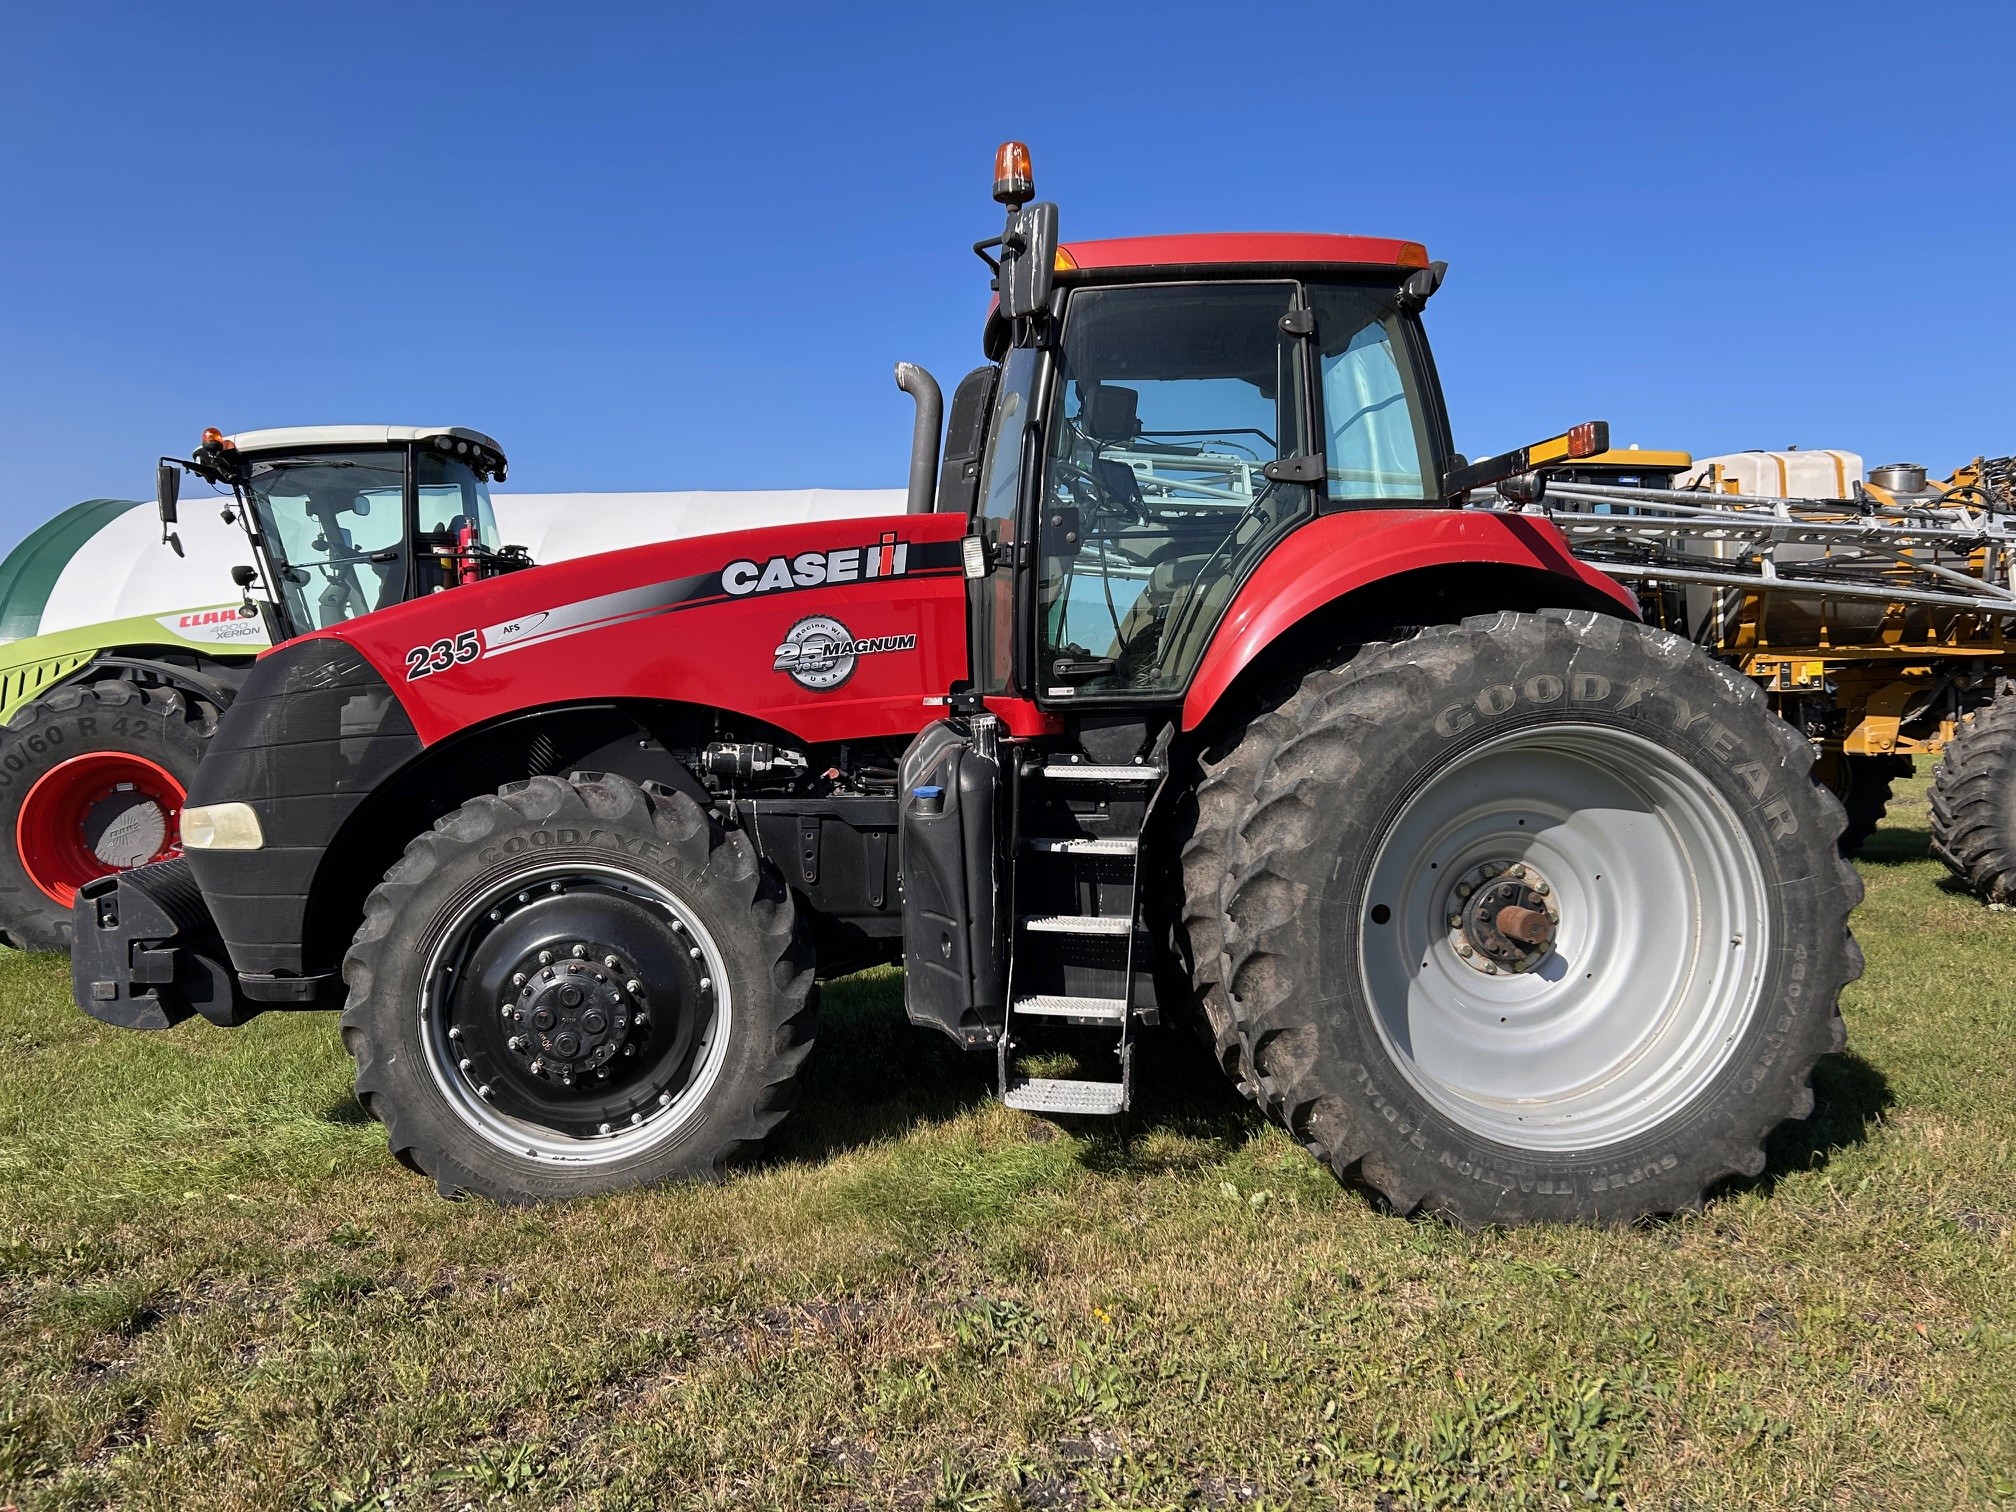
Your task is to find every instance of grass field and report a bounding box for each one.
[2,778,2013,1510]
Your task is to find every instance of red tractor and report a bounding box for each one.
[73,146,1860,1226]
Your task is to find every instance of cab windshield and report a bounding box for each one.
[1037,279,1441,698]
[241,448,501,633]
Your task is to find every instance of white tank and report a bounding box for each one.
[1678,450,1863,500]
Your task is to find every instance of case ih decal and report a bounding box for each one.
[771,615,918,690]
[723,531,912,597]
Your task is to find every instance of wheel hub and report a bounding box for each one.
[504,948,647,1085]
[1447,859,1559,974]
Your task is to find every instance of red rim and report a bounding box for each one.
[15,751,186,908]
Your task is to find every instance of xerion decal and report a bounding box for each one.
[399,534,959,678]
[772,615,918,690]
[156,605,267,647]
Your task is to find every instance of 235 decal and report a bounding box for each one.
[405,630,481,681]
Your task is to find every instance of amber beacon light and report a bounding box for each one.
[993,141,1034,208]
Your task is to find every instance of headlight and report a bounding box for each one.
[181,802,265,851]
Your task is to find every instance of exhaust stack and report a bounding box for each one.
[895,363,943,514]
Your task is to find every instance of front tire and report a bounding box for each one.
[341,773,815,1203]
[1186,611,1862,1227]
[0,679,217,952]
[1930,693,2016,903]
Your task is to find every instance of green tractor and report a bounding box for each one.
[0,425,518,950]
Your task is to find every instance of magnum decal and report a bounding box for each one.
[723,531,911,597]
[772,616,918,691]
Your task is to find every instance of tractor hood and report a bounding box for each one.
[289,511,972,748]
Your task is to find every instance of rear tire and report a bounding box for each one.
[340,772,815,1203]
[0,679,217,953]
[1930,694,2016,903]
[1183,611,1862,1226]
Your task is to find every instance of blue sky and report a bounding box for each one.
[2,2,2009,553]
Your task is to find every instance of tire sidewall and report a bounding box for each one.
[1241,618,1848,1221]
[348,788,801,1201]
[0,685,208,950]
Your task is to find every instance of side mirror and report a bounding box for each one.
[1396,260,1449,314]
[156,461,181,525]
[998,201,1058,320]
[230,565,258,590]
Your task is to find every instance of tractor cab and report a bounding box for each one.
[155,425,527,642]
[896,144,1627,1117]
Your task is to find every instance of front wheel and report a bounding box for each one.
[341,773,815,1202]
[1188,611,1862,1227]
[0,679,217,952]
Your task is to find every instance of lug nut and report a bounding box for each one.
[1456,941,1474,958]
[1534,881,1550,897]
[598,1122,612,1135]
[1509,864,1526,879]
[459,1057,472,1072]
[626,979,642,993]
[572,944,588,958]
[1456,883,1473,899]
[538,950,553,965]
[512,973,526,987]
[508,1036,525,1051]
[1447,914,1462,930]
[688,947,701,960]
[698,977,711,992]
[488,910,502,922]
[630,1112,643,1126]
[549,881,563,893]
[448,1026,462,1041]
[658,1092,673,1107]
[604,955,621,968]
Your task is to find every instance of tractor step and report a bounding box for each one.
[1041,761,1161,783]
[1003,1076,1127,1115]
[1021,913,1132,936]
[1024,836,1138,856]
[1013,993,1126,1022]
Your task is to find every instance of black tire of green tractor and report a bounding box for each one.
[1181,610,1863,1227]
[1929,694,2016,904]
[340,772,816,1203]
[1830,752,1910,857]
[0,679,219,953]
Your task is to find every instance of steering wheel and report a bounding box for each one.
[1054,455,1144,529]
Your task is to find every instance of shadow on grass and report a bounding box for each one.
[769,968,1265,1172]
[1709,1049,1893,1204]
[1858,824,1931,867]
[319,1098,374,1126]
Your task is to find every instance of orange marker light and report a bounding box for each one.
[1568,421,1606,459]
[993,141,1034,208]
[201,427,223,445]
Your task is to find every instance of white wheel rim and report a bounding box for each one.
[1359,723,1769,1151]
[419,861,734,1167]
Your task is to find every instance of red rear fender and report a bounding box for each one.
[1181,508,1639,730]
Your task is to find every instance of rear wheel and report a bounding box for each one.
[341,772,815,1203]
[1930,693,2016,903]
[1184,611,1861,1226]
[0,679,216,952]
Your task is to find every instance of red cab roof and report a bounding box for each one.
[1058,232,1429,275]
